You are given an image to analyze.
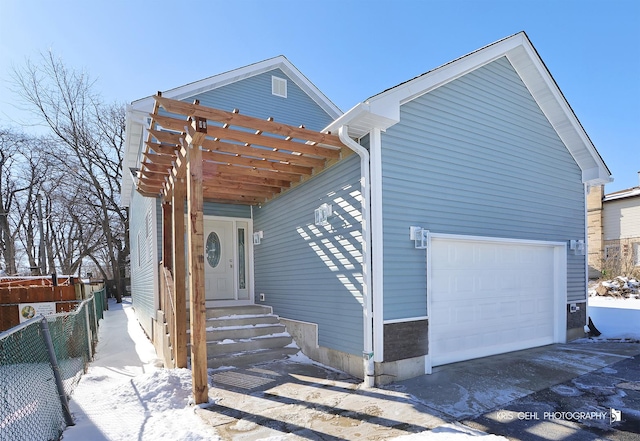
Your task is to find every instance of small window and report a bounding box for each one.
[605,245,620,260]
[634,243,640,267]
[137,232,143,267]
[206,232,221,268]
[238,228,246,290]
[272,76,287,98]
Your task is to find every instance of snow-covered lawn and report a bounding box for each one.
[587,296,640,340]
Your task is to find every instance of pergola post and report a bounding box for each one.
[172,178,187,368]
[162,201,173,271]
[186,117,208,404]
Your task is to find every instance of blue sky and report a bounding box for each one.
[0,0,638,192]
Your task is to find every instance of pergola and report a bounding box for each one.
[134,95,349,403]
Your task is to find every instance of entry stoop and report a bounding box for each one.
[199,305,299,368]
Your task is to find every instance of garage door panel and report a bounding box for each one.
[430,238,559,367]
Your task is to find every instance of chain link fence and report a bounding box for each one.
[0,289,107,441]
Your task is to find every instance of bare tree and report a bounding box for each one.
[0,128,25,275]
[0,129,52,275]
[12,52,128,301]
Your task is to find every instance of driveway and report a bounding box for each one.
[394,341,640,440]
[197,341,640,440]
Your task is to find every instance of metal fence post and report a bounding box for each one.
[92,295,99,340]
[84,302,93,358]
[40,316,75,427]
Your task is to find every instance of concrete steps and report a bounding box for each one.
[187,305,298,369]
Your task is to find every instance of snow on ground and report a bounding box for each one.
[59,294,637,441]
[391,423,507,440]
[587,295,640,340]
[61,298,218,441]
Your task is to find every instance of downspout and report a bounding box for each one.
[338,126,375,387]
[584,183,590,335]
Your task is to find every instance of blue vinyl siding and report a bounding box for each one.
[203,202,251,218]
[253,155,364,355]
[130,190,158,335]
[189,69,334,131]
[381,57,586,320]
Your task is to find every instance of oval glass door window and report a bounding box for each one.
[206,232,221,268]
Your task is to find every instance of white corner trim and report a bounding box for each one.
[369,128,385,363]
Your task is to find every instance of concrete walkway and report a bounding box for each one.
[62,298,164,441]
[198,342,640,440]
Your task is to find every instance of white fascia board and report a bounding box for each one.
[582,166,614,186]
[130,56,342,120]
[367,34,525,116]
[504,42,611,185]
[347,32,611,185]
[122,105,149,207]
[332,34,527,138]
[603,187,640,201]
[323,103,398,139]
[276,60,343,119]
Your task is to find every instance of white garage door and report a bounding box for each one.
[429,236,563,367]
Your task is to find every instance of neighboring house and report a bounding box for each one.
[122,31,611,387]
[588,176,640,278]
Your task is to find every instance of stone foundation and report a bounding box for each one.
[566,302,587,342]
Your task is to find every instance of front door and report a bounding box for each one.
[203,218,251,304]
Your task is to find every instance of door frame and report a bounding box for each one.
[203,215,255,307]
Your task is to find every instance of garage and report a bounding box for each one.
[428,234,567,367]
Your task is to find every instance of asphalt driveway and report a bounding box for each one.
[394,341,640,440]
[198,341,640,440]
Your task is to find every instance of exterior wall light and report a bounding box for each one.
[569,239,585,255]
[410,226,428,249]
[253,231,264,245]
[314,203,333,226]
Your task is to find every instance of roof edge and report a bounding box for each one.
[334,31,611,185]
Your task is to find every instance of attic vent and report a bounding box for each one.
[272,76,287,98]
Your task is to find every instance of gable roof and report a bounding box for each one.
[327,31,612,186]
[122,56,342,206]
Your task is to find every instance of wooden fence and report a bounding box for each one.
[0,278,84,332]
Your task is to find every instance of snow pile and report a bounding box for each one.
[63,368,217,441]
[589,277,639,299]
[587,296,640,342]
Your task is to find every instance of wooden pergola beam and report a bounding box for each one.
[201,150,312,175]
[151,111,340,159]
[205,126,340,158]
[142,162,171,173]
[138,96,351,206]
[204,171,291,188]
[149,128,183,145]
[202,184,276,199]
[203,162,301,183]
[146,141,180,157]
[201,194,265,204]
[155,95,345,148]
[143,152,174,166]
[202,138,327,168]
